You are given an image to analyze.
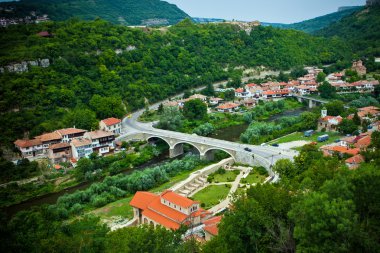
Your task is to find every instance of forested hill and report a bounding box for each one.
[0,19,350,147]
[315,6,380,57]
[0,0,189,25]
[263,6,363,33]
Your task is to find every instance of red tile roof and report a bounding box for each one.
[354,135,371,149]
[246,83,257,87]
[161,190,197,208]
[130,190,204,230]
[130,191,161,210]
[322,145,360,155]
[216,102,239,110]
[235,88,244,93]
[101,118,121,126]
[203,216,222,236]
[56,128,87,136]
[14,139,42,148]
[49,142,71,150]
[345,154,364,164]
[37,31,51,37]
[85,130,114,139]
[35,132,62,142]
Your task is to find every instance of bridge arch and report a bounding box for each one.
[202,147,236,161]
[172,141,202,156]
[146,136,171,148]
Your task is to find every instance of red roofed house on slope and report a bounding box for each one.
[14,139,43,158]
[130,190,211,230]
[99,117,122,134]
[345,154,365,170]
[317,108,343,132]
[216,102,240,113]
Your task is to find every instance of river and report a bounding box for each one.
[210,107,308,142]
[3,151,175,217]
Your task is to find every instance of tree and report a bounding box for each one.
[183,90,192,99]
[352,112,361,126]
[289,192,356,253]
[63,108,98,130]
[202,82,215,97]
[318,81,336,99]
[325,100,345,116]
[105,225,181,253]
[156,106,183,131]
[277,71,289,82]
[339,119,358,135]
[224,90,235,101]
[273,159,297,180]
[299,111,319,130]
[89,95,125,119]
[182,99,207,121]
[193,123,215,136]
[157,103,164,114]
[316,72,327,83]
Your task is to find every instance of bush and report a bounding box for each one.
[256,166,268,176]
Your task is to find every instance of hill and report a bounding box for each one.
[315,6,380,56]
[0,0,189,25]
[0,19,351,147]
[263,6,363,33]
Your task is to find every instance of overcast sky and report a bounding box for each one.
[166,0,366,23]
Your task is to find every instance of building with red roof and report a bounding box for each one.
[14,139,44,158]
[216,102,240,113]
[99,117,122,134]
[203,215,222,241]
[130,190,211,230]
[345,154,365,170]
[318,109,343,132]
[321,145,360,156]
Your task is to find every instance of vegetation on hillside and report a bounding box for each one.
[0,0,189,25]
[316,6,380,57]
[266,6,363,33]
[0,19,350,148]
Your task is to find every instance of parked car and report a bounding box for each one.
[244,147,252,152]
[271,143,279,147]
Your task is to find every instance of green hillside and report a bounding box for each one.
[0,0,189,25]
[315,6,380,56]
[264,6,363,33]
[0,19,351,146]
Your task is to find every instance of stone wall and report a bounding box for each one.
[0,59,50,73]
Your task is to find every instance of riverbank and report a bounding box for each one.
[1,148,172,217]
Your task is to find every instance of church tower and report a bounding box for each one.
[321,108,327,118]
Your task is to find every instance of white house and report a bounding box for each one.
[70,138,93,160]
[235,88,251,98]
[84,130,115,156]
[14,139,44,158]
[99,118,122,134]
[55,128,87,143]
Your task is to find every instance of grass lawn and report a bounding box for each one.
[192,185,231,209]
[92,196,134,219]
[242,171,267,185]
[211,170,239,183]
[267,131,344,149]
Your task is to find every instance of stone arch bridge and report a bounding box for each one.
[118,130,297,170]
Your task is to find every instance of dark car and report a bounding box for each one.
[244,147,252,152]
[271,143,279,147]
